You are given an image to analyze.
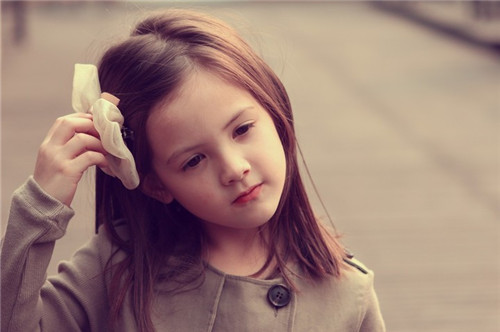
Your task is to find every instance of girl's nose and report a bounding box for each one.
[220,154,250,186]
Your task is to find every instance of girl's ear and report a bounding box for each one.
[141,173,174,204]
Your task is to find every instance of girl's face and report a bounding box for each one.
[145,70,287,232]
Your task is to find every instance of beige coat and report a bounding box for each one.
[1,177,385,331]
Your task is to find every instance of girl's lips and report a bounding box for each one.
[233,184,262,204]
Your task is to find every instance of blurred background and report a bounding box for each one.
[2,1,499,331]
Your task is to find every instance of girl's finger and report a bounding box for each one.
[45,113,92,137]
[69,150,109,175]
[46,114,100,145]
[63,133,107,159]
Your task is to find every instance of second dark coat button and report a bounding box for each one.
[267,284,291,308]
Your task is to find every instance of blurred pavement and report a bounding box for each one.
[2,2,499,331]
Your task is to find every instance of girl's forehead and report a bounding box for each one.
[150,70,250,125]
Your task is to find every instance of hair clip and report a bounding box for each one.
[121,126,134,142]
[121,126,134,145]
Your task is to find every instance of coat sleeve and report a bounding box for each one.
[1,177,112,332]
[358,268,386,332]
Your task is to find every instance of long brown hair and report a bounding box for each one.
[96,8,346,332]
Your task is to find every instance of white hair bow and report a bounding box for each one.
[71,63,140,190]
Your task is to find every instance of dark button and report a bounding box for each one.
[267,284,291,308]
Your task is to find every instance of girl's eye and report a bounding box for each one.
[183,154,205,171]
[234,122,254,138]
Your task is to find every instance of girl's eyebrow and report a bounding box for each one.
[167,143,203,165]
[223,106,254,130]
[167,106,255,165]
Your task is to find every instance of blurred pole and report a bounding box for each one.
[13,1,27,44]
[3,1,28,45]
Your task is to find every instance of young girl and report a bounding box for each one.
[1,8,385,332]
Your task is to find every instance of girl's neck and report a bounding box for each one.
[203,225,273,278]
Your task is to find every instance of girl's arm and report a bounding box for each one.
[1,114,111,331]
[1,177,113,331]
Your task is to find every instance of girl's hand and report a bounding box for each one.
[33,113,108,207]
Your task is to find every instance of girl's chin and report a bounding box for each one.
[201,215,274,231]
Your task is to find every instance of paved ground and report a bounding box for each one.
[2,2,499,331]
